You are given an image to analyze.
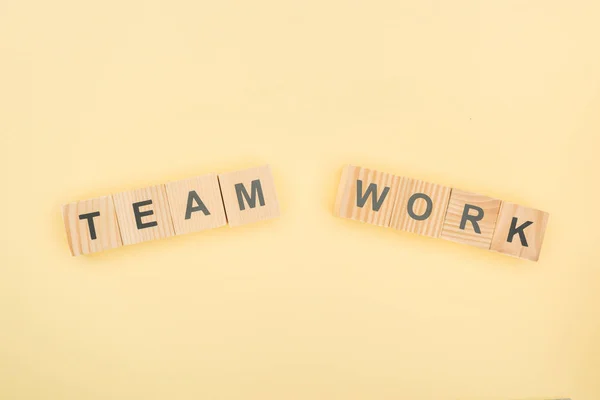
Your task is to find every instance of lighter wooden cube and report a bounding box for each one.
[390,178,452,237]
[218,165,280,227]
[490,202,549,261]
[62,195,122,256]
[333,165,400,227]
[165,174,227,235]
[113,185,175,245]
[440,190,502,249]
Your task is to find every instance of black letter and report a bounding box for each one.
[356,180,390,211]
[235,180,265,210]
[132,200,158,229]
[185,191,211,220]
[507,217,533,246]
[79,211,101,240]
[407,193,433,221]
[460,204,484,234]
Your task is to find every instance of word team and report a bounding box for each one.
[62,165,280,256]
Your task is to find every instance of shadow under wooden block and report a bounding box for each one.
[490,202,549,261]
[440,189,502,249]
[333,165,400,227]
[113,185,175,246]
[62,195,122,256]
[218,165,280,227]
[390,178,452,237]
[165,174,227,235]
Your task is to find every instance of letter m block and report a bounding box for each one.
[218,165,281,227]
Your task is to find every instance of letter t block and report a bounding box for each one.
[61,195,122,256]
[218,165,280,227]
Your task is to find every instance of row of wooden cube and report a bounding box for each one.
[333,166,549,261]
[62,165,280,256]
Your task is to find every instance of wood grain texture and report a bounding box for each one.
[61,195,122,256]
[218,165,280,227]
[113,185,175,245]
[165,174,227,235]
[440,189,502,249]
[333,165,400,227]
[390,178,451,238]
[490,202,549,261]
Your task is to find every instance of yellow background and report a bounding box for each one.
[1,0,599,399]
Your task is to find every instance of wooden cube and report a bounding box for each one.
[440,190,502,249]
[218,165,280,227]
[490,202,549,261]
[62,195,122,256]
[113,185,175,245]
[333,165,400,227]
[390,178,452,237]
[165,174,227,235]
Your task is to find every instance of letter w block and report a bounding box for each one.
[334,165,400,227]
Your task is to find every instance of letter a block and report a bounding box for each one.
[165,174,227,235]
[113,185,175,245]
[440,190,502,249]
[490,202,549,261]
[390,178,451,238]
[333,165,400,227]
[62,196,122,256]
[218,165,280,227]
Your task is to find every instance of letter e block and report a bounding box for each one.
[333,165,400,227]
[62,195,122,256]
[440,190,502,249]
[113,185,175,245]
[390,178,451,238]
[165,174,227,235]
[218,165,280,227]
[490,202,549,261]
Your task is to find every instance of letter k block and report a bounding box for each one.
[490,202,549,261]
[334,166,400,227]
[218,165,281,227]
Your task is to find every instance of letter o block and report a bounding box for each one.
[490,202,549,261]
[390,178,451,237]
[218,165,280,227]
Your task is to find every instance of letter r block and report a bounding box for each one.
[113,185,175,245]
[390,178,451,237]
[490,202,549,261]
[62,195,122,256]
[440,190,502,249]
[218,165,280,227]
[333,165,400,227]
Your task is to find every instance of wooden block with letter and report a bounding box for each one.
[165,174,227,235]
[390,178,452,237]
[62,195,122,256]
[218,165,280,227]
[490,202,549,261]
[113,185,175,245]
[333,165,400,227]
[440,189,502,249]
